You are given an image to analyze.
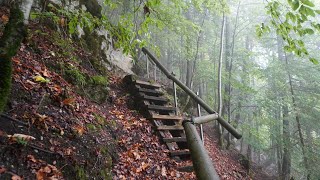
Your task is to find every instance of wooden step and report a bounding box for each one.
[169,149,190,157]
[157,125,184,130]
[135,80,161,89]
[141,94,168,103]
[152,114,182,121]
[163,137,187,143]
[178,165,194,172]
[136,86,164,95]
[147,105,176,112]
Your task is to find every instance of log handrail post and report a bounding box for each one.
[146,54,150,78]
[183,118,220,180]
[172,72,178,116]
[197,91,204,144]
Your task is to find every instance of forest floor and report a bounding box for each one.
[0,7,274,179]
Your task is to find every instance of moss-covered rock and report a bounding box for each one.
[0,7,26,112]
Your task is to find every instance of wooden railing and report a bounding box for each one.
[141,47,242,139]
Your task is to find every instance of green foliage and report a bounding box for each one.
[31,3,99,36]
[90,76,108,86]
[16,137,28,146]
[258,0,320,64]
[65,65,86,86]
[75,165,87,180]
[93,113,106,125]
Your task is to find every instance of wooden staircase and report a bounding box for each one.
[124,75,190,159]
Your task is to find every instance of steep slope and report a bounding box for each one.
[0,7,195,179]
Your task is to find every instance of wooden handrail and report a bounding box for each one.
[142,47,242,139]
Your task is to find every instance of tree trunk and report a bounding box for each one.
[0,1,32,112]
[226,2,240,149]
[217,14,225,148]
[277,36,291,180]
[285,55,311,179]
[281,104,291,180]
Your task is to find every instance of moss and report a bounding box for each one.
[93,113,105,125]
[0,7,26,112]
[105,119,117,129]
[86,123,97,132]
[90,75,108,86]
[100,169,112,180]
[75,165,87,180]
[64,65,86,86]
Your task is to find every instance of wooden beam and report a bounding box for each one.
[141,94,168,102]
[136,86,163,95]
[170,149,190,157]
[135,79,161,88]
[157,125,184,130]
[147,105,176,112]
[163,137,187,143]
[152,114,183,121]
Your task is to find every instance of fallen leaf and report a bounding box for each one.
[161,166,167,176]
[33,75,49,83]
[0,167,7,174]
[73,125,85,136]
[42,68,50,77]
[64,148,73,156]
[11,175,22,180]
[27,155,37,162]
[1,15,9,23]
[59,17,66,26]
[62,98,75,105]
[12,57,21,65]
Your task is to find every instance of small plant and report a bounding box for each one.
[75,165,86,180]
[65,65,86,86]
[16,137,28,146]
[90,76,108,86]
[93,113,106,125]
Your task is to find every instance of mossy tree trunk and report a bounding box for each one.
[0,6,27,112]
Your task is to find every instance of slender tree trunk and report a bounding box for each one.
[217,14,225,148]
[284,56,311,179]
[182,10,206,112]
[277,37,291,180]
[226,1,241,149]
[281,104,291,180]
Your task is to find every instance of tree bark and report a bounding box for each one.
[217,14,225,148]
[0,3,30,112]
[285,55,311,179]
[277,36,291,180]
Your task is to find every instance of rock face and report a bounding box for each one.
[79,0,134,75]
[41,0,134,75]
[95,27,134,75]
